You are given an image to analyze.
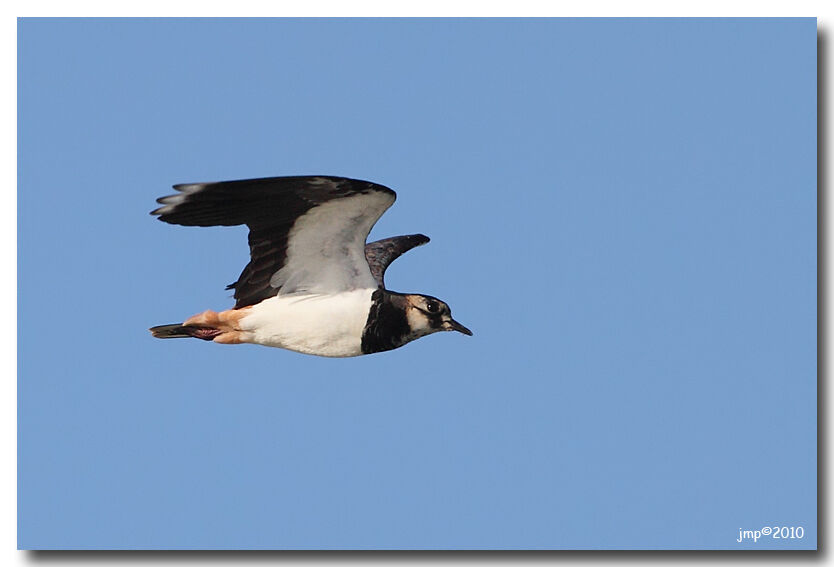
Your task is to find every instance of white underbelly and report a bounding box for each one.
[237,289,375,357]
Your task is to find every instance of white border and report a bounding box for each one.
[2,1,831,17]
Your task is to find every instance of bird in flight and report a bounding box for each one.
[149,176,472,357]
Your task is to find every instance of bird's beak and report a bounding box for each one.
[446,318,473,336]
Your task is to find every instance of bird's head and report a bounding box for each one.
[403,294,473,339]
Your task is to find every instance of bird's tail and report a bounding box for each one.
[149,323,222,341]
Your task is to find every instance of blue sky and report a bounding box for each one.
[18,18,816,549]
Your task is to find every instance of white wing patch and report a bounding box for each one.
[269,191,395,294]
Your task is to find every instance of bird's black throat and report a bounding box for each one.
[361,289,412,354]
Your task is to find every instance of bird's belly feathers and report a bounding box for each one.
[237,289,375,357]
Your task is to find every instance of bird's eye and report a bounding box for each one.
[426,300,440,313]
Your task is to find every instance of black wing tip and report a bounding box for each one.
[149,204,177,219]
[151,174,396,223]
[171,174,394,191]
[149,204,170,217]
[312,175,397,201]
[151,191,191,218]
[397,234,430,247]
[366,233,431,250]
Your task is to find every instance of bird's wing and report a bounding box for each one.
[152,176,396,307]
[364,234,430,289]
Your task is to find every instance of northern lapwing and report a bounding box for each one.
[150,176,472,357]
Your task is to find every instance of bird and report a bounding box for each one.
[149,175,472,357]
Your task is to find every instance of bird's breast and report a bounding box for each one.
[238,288,376,357]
